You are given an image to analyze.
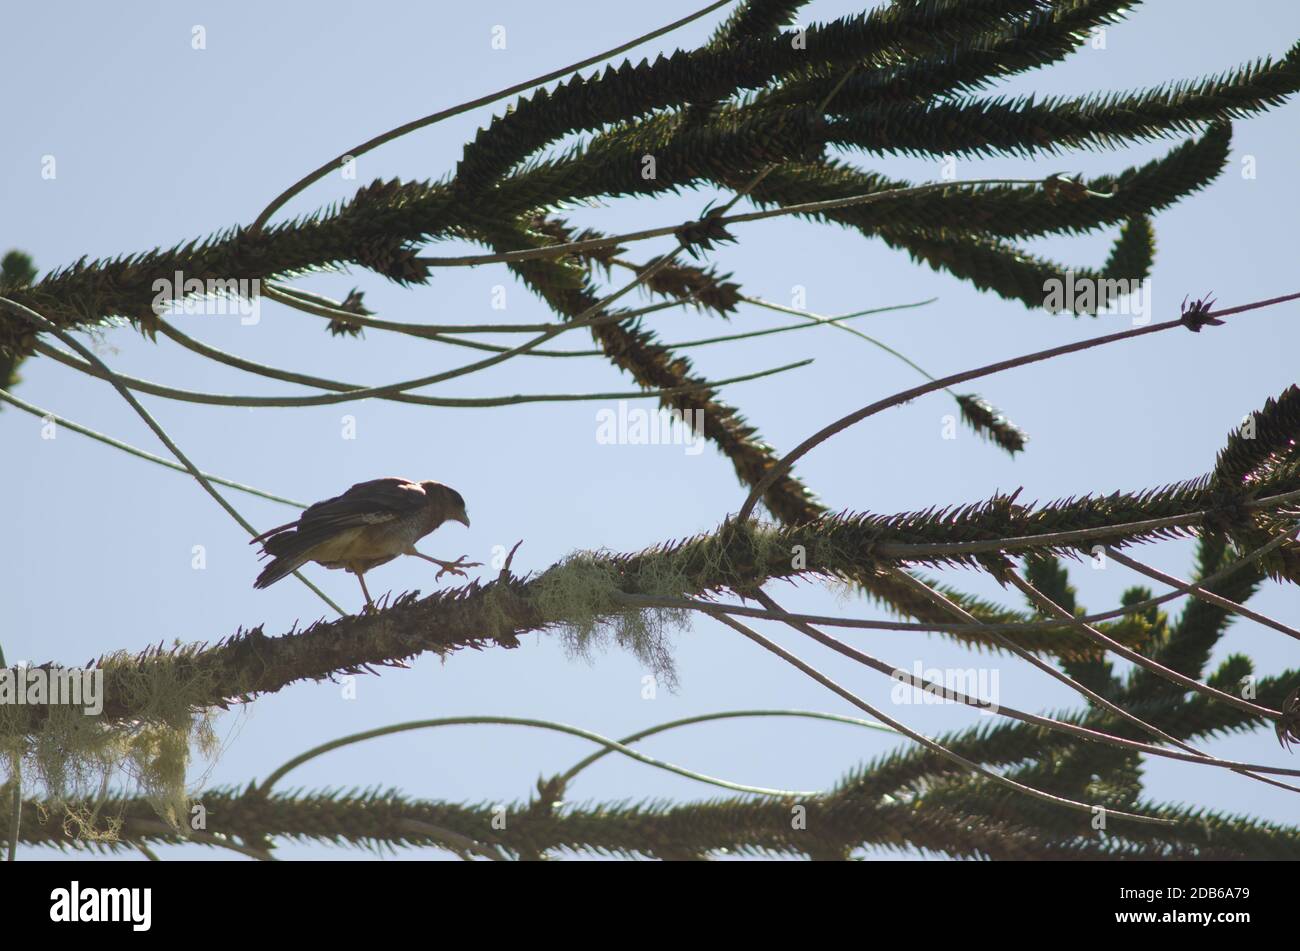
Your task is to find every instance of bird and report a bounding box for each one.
[251,477,480,610]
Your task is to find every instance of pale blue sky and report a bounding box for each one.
[3,1,1299,859]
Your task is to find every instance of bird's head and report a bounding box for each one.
[422,480,470,528]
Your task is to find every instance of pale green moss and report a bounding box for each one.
[0,650,222,845]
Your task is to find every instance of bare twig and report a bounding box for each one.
[0,387,305,508]
[123,819,276,861]
[266,281,689,336]
[6,765,18,863]
[1105,546,1300,644]
[0,296,344,617]
[1005,570,1278,720]
[707,607,1173,825]
[40,335,810,408]
[752,590,1300,782]
[254,717,819,801]
[1006,570,1300,793]
[555,709,899,788]
[395,818,508,861]
[737,292,1300,524]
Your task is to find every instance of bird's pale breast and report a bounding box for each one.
[308,509,436,569]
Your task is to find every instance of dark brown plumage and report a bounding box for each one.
[252,477,478,609]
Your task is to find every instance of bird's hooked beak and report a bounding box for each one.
[451,507,470,528]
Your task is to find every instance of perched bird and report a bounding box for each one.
[251,477,479,610]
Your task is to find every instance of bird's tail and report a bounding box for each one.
[253,532,311,589]
[250,518,300,545]
[254,553,310,589]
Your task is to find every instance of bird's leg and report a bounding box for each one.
[409,550,483,581]
[353,569,376,612]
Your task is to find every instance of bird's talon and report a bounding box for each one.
[435,556,482,581]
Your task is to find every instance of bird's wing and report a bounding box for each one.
[252,478,428,567]
[252,479,428,586]
[290,477,427,541]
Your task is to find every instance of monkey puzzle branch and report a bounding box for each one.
[7,471,1300,736]
[10,784,1300,861]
